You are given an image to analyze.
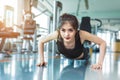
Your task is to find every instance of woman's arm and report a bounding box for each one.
[80,30,106,69]
[37,30,59,66]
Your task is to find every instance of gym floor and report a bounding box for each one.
[0,51,120,80]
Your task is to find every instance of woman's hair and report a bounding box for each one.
[58,13,79,30]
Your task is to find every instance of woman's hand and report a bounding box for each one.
[91,63,102,70]
[37,60,47,67]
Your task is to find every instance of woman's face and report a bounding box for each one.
[60,22,76,43]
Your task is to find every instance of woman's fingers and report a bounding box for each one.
[91,64,102,70]
[37,62,47,67]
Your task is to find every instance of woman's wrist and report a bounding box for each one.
[40,53,44,61]
[97,61,103,66]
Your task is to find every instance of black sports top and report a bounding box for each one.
[56,31,84,59]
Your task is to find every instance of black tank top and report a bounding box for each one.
[56,31,84,59]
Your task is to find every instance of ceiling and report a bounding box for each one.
[33,0,120,31]
[59,0,119,19]
[34,0,120,19]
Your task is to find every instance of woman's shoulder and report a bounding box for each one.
[79,30,90,35]
[78,30,85,36]
[38,30,59,43]
[48,30,59,39]
[79,30,90,43]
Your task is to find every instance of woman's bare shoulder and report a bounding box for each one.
[79,30,87,37]
[79,30,91,42]
[38,30,59,43]
[79,30,91,37]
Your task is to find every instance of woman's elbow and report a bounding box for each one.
[38,37,45,46]
[101,40,107,48]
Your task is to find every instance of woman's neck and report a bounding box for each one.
[64,39,75,49]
